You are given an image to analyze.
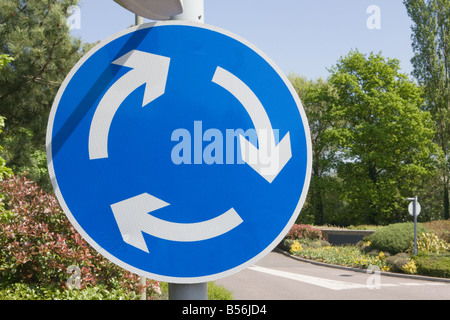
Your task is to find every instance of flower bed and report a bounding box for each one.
[289,241,391,272]
[283,223,450,278]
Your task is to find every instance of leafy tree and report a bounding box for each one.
[0,54,13,68]
[0,0,82,190]
[289,76,343,225]
[403,0,450,219]
[327,50,441,225]
[0,54,13,180]
[0,116,12,181]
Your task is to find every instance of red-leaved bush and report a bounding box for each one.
[286,224,324,241]
[0,175,159,297]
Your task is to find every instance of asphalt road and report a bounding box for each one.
[215,251,450,300]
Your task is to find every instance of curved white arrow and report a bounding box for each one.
[111,193,243,253]
[89,50,170,160]
[212,67,292,183]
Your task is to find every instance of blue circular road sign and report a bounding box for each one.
[47,21,312,283]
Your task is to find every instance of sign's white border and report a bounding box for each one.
[46,21,312,284]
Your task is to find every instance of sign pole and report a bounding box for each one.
[168,0,207,300]
[413,196,418,255]
[134,13,147,301]
[406,196,420,255]
[168,283,208,300]
[135,14,144,26]
[134,10,208,301]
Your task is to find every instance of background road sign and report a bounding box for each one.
[408,201,421,216]
[47,21,312,283]
[114,0,183,20]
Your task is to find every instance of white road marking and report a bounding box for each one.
[248,265,447,291]
[248,265,368,291]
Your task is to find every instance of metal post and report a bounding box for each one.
[134,13,148,301]
[168,0,207,300]
[139,276,146,300]
[135,14,144,26]
[168,283,208,300]
[413,196,418,255]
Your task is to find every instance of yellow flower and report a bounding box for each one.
[290,240,303,254]
[402,260,418,274]
[381,265,391,272]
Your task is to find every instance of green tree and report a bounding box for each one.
[289,75,342,225]
[0,0,82,189]
[327,50,440,225]
[0,54,13,180]
[0,54,13,69]
[403,0,450,219]
[0,116,12,181]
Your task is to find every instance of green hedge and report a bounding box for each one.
[0,281,234,300]
[414,253,450,279]
[365,222,429,254]
[0,283,140,300]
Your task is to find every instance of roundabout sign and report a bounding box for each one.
[47,21,312,283]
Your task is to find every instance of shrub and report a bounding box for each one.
[415,232,450,253]
[423,220,450,243]
[357,240,372,253]
[401,260,418,274]
[286,224,324,241]
[0,282,140,300]
[279,238,294,251]
[207,282,234,300]
[365,222,429,254]
[385,253,411,272]
[306,241,323,249]
[414,252,450,278]
[0,176,159,298]
[317,239,331,247]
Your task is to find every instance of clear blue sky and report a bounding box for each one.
[70,0,415,80]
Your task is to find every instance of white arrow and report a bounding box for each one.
[111,193,243,253]
[88,50,170,160]
[212,67,292,183]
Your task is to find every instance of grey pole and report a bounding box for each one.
[168,0,208,300]
[135,14,144,26]
[413,196,418,255]
[134,13,147,301]
[405,196,419,255]
[168,283,208,300]
[139,276,146,300]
